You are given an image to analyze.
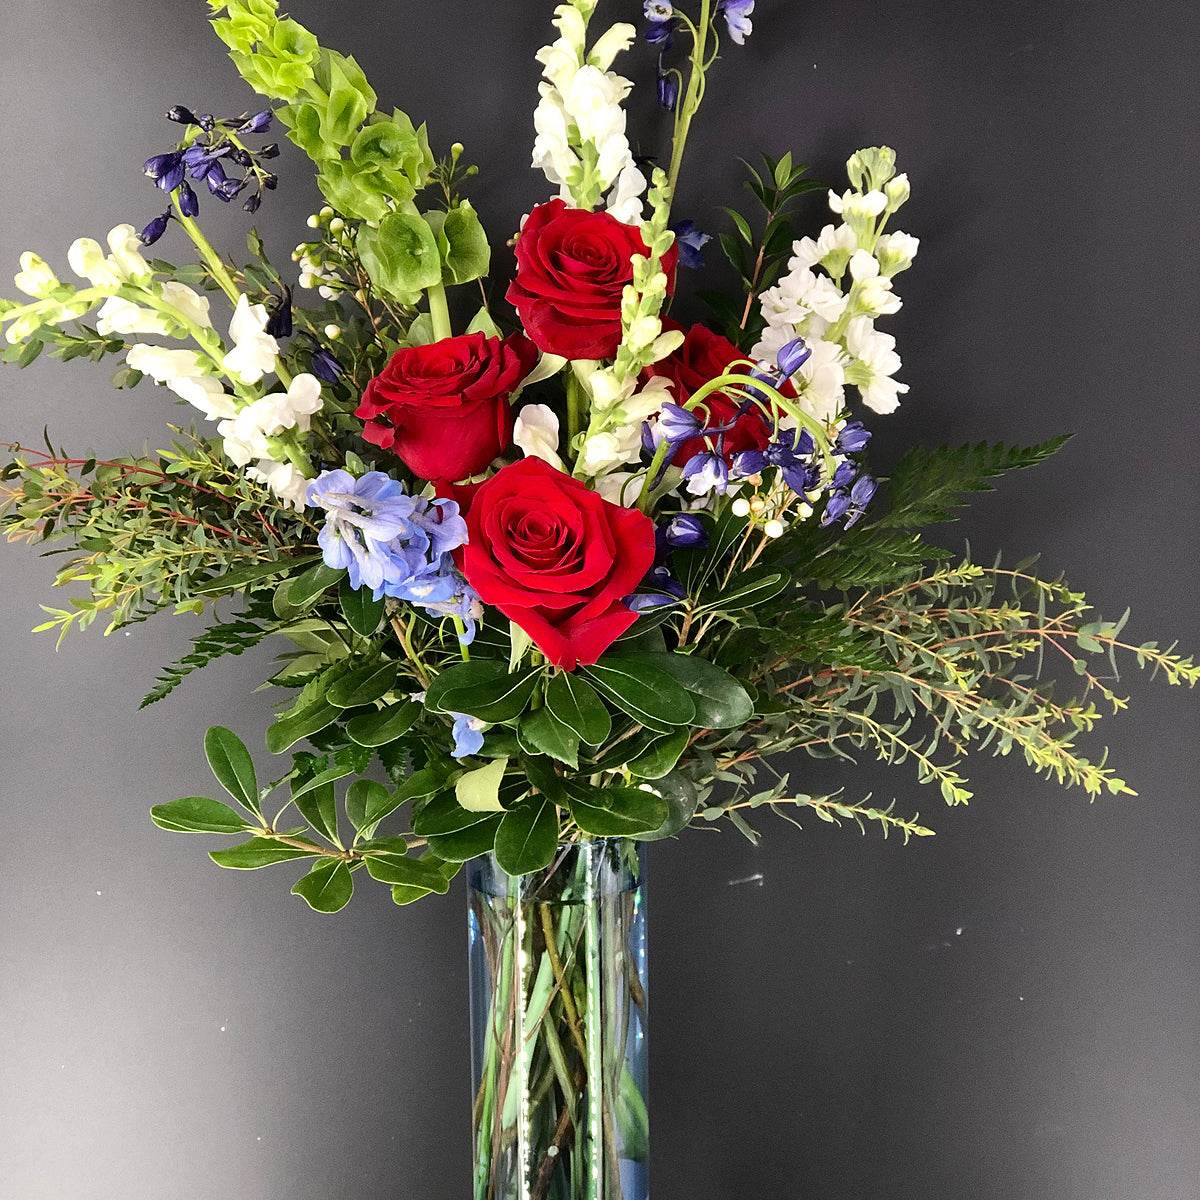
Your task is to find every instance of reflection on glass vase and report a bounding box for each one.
[467,839,649,1200]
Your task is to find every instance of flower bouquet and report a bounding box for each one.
[1,2,1195,1197]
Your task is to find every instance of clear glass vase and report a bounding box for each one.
[467,839,649,1200]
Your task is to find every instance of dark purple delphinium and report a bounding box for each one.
[822,473,878,528]
[670,219,711,270]
[138,210,173,247]
[310,346,345,384]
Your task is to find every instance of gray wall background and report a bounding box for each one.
[1,2,1197,1198]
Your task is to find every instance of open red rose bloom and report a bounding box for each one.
[456,458,656,671]
[506,198,679,360]
[356,331,538,483]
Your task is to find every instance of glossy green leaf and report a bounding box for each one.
[426,814,502,862]
[564,785,669,837]
[412,792,495,837]
[265,701,341,754]
[339,578,385,636]
[364,852,451,892]
[209,837,320,870]
[151,796,250,835]
[328,661,397,708]
[518,706,580,770]
[291,860,354,912]
[287,561,346,608]
[704,570,789,613]
[544,672,611,745]
[430,664,542,724]
[292,780,338,843]
[424,661,506,712]
[582,658,695,730]
[363,767,447,828]
[645,653,754,729]
[205,726,259,813]
[493,796,558,876]
[345,779,388,834]
[455,757,508,812]
[636,773,702,841]
[345,701,420,747]
[626,726,690,779]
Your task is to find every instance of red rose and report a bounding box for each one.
[457,458,656,671]
[506,199,679,360]
[643,320,789,466]
[355,331,538,483]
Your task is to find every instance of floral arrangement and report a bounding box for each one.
[2,0,1196,914]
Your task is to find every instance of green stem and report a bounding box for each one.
[666,0,713,198]
[171,194,241,305]
[427,281,453,342]
[566,370,585,456]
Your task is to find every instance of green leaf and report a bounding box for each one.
[356,212,442,304]
[720,205,755,245]
[565,784,669,838]
[205,726,260,814]
[151,796,250,835]
[773,151,794,190]
[193,553,320,595]
[493,797,558,875]
[328,661,397,708]
[440,202,491,285]
[518,706,581,770]
[210,836,320,870]
[287,561,346,608]
[339,578,385,636]
[363,767,447,828]
[345,701,420,747]
[645,653,754,729]
[345,779,387,834]
[321,54,371,144]
[625,727,689,779]
[291,860,354,912]
[544,672,612,745]
[364,852,451,891]
[427,662,541,724]
[582,658,695,730]
[703,571,789,614]
[637,773,702,841]
[456,757,509,811]
[265,701,341,754]
[466,306,502,338]
[411,792,493,837]
[292,780,338,843]
[426,815,502,862]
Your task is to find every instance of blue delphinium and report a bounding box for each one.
[306,472,473,620]
[450,713,486,759]
[671,219,712,270]
[718,0,755,44]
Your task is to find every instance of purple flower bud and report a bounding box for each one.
[625,591,681,613]
[821,490,851,526]
[265,293,292,340]
[177,181,200,218]
[835,421,872,454]
[261,173,278,191]
[831,461,858,490]
[846,474,878,520]
[258,142,280,160]
[311,347,345,384]
[671,219,711,271]
[228,146,253,169]
[661,512,708,548]
[780,460,820,495]
[215,177,247,201]
[238,110,273,135]
[776,337,812,379]
[205,160,229,195]
[657,72,679,111]
[198,114,215,133]
[645,18,675,48]
[137,210,172,247]
[243,193,262,214]
[166,105,198,125]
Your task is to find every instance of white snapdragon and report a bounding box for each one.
[245,458,310,511]
[160,282,212,329]
[222,295,279,384]
[95,296,170,337]
[13,253,59,298]
[216,373,324,466]
[68,225,152,288]
[167,374,238,422]
[593,468,646,507]
[578,424,643,475]
[513,404,567,472]
[531,4,644,221]
[125,345,208,384]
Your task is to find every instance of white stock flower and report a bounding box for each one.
[13,253,58,298]
[827,189,887,219]
[167,374,237,421]
[754,332,845,425]
[513,404,566,471]
[126,344,207,383]
[874,231,920,276]
[790,224,856,274]
[246,458,309,511]
[845,315,907,414]
[759,267,848,329]
[222,295,279,384]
